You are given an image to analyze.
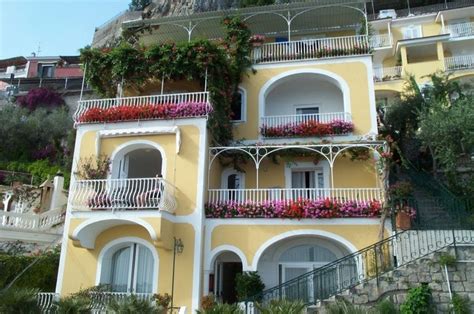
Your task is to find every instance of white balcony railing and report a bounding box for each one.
[370,34,392,48]
[445,22,474,38]
[444,54,474,71]
[208,188,384,205]
[73,91,210,123]
[70,177,177,213]
[261,112,352,129]
[251,35,370,64]
[0,208,65,230]
[373,66,403,82]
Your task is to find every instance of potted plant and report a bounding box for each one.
[249,34,265,47]
[395,205,416,230]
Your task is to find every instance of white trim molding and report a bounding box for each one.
[250,229,358,270]
[206,245,251,271]
[69,217,159,249]
[95,236,159,293]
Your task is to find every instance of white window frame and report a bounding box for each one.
[284,161,330,190]
[402,25,422,39]
[231,87,247,123]
[96,237,159,293]
[221,168,245,189]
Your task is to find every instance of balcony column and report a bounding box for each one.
[329,164,334,189]
[388,24,393,46]
[440,14,445,33]
[256,165,260,189]
[437,42,445,71]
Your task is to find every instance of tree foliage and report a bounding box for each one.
[129,0,151,11]
[80,17,252,145]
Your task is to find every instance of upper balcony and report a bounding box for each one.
[443,21,474,40]
[251,35,370,64]
[69,177,177,213]
[73,91,211,125]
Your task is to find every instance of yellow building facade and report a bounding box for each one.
[56,1,474,312]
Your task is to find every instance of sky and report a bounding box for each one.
[0,0,131,59]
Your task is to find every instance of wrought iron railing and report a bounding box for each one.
[70,177,177,213]
[244,226,474,310]
[251,35,370,64]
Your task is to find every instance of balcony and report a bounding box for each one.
[444,22,474,39]
[260,113,353,138]
[373,66,402,82]
[206,188,384,219]
[0,208,65,230]
[69,178,176,213]
[73,91,211,124]
[251,35,370,64]
[444,55,474,71]
[370,34,392,49]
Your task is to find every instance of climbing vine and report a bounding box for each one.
[80,17,252,145]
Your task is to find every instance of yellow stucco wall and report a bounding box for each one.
[208,156,377,189]
[233,60,374,140]
[78,125,202,216]
[210,224,383,268]
[61,218,196,310]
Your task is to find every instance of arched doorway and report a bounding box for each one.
[212,251,243,304]
[112,146,163,179]
[256,235,356,302]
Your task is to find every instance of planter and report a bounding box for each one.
[396,211,411,230]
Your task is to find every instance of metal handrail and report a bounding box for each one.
[245,221,473,307]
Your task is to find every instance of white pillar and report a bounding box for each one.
[50,172,65,211]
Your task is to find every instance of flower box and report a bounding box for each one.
[78,102,212,124]
[260,119,354,138]
[205,198,382,219]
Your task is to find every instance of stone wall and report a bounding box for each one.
[320,246,474,313]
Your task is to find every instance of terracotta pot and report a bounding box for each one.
[396,211,411,230]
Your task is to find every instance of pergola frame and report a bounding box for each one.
[208,141,389,191]
[123,0,370,43]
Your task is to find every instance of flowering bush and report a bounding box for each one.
[74,155,111,180]
[261,119,354,138]
[395,205,417,219]
[77,102,212,123]
[388,181,414,199]
[205,198,382,219]
[17,88,64,111]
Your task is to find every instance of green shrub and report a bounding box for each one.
[376,299,399,314]
[256,299,306,314]
[54,295,91,314]
[325,299,369,314]
[0,250,60,291]
[107,295,162,314]
[235,271,265,301]
[451,293,471,314]
[196,303,243,314]
[0,287,41,314]
[438,254,457,267]
[400,284,434,314]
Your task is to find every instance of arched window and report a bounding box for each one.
[100,242,155,293]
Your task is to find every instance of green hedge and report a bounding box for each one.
[0,251,60,292]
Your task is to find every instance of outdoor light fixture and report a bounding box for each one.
[171,237,184,311]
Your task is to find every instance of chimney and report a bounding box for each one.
[50,171,65,211]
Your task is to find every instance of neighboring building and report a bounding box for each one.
[0,55,92,110]
[53,0,474,313]
[0,172,67,248]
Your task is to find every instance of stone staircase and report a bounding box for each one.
[313,244,474,313]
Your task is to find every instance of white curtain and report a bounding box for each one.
[110,246,131,292]
[135,244,154,293]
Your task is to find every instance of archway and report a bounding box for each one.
[110,142,165,179]
[211,251,243,304]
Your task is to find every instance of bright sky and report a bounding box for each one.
[0,0,131,59]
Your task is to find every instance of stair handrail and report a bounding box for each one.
[245,220,472,307]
